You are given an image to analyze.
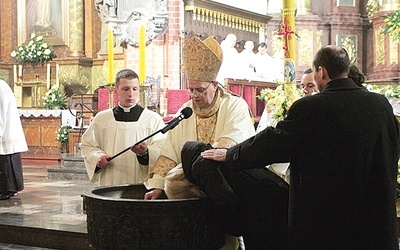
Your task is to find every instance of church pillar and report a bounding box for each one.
[296,0,311,15]
[67,0,85,57]
[381,0,400,11]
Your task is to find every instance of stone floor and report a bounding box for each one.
[0,163,399,249]
[0,164,96,249]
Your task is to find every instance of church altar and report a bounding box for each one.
[19,109,76,164]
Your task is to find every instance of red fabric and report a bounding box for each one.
[163,89,190,123]
[97,88,119,111]
[98,88,109,112]
[229,85,240,96]
[242,86,253,112]
[166,90,190,114]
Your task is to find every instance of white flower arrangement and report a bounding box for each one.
[43,85,67,110]
[258,83,302,122]
[56,125,72,143]
[10,35,55,65]
[364,84,400,99]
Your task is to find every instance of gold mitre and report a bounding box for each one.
[183,37,223,82]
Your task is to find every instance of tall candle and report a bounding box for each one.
[46,63,51,89]
[138,24,146,84]
[107,27,114,84]
[56,64,60,87]
[18,65,22,77]
[13,65,17,83]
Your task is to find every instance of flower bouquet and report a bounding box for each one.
[258,82,302,122]
[56,125,72,143]
[43,85,67,110]
[10,35,55,65]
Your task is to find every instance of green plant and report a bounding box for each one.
[43,85,67,110]
[381,10,400,42]
[10,35,55,65]
[363,84,400,98]
[257,83,302,122]
[56,125,72,143]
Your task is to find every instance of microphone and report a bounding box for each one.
[161,107,193,134]
[106,107,193,161]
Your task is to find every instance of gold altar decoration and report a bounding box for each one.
[375,26,386,65]
[13,81,48,108]
[381,0,400,12]
[298,29,313,66]
[187,6,266,33]
[337,35,358,64]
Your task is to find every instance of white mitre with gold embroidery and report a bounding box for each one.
[182,37,223,82]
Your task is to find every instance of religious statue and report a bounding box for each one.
[26,0,62,38]
[94,0,169,47]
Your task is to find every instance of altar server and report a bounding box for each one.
[81,69,166,186]
[0,79,28,200]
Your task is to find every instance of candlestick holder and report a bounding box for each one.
[105,84,114,109]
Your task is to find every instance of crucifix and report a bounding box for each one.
[278,19,295,58]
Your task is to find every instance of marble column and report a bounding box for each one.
[297,0,311,15]
[381,0,400,11]
[67,0,85,57]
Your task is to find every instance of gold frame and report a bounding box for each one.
[337,0,355,7]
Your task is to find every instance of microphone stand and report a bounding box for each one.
[106,107,192,162]
[106,128,163,161]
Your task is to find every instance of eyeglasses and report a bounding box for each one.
[187,82,212,96]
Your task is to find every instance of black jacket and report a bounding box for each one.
[226,78,400,249]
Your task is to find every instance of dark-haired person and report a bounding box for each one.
[348,64,365,87]
[201,45,400,249]
[81,69,166,186]
[299,68,319,96]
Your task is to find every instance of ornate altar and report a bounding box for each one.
[12,63,56,108]
[14,81,48,108]
[19,109,77,164]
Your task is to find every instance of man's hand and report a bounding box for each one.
[201,148,227,162]
[97,155,111,169]
[130,142,148,155]
[144,188,163,200]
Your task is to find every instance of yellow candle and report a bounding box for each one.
[138,24,146,84]
[283,0,296,62]
[107,27,114,84]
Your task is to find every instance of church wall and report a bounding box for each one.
[124,0,184,114]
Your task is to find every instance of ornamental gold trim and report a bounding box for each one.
[389,37,399,65]
[191,6,266,33]
[375,26,386,65]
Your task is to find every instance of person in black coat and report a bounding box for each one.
[201,45,400,249]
